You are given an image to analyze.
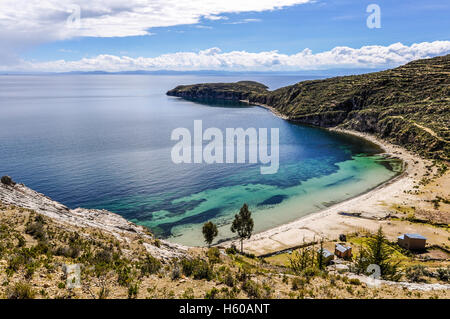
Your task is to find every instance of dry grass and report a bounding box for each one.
[0,202,448,299]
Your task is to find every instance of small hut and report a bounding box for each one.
[335,244,352,259]
[318,248,334,265]
[397,233,427,250]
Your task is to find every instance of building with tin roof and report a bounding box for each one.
[334,243,352,259]
[397,233,427,250]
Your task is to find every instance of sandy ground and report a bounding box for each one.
[241,100,290,120]
[224,128,449,255]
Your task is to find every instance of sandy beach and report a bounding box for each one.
[241,100,290,120]
[225,127,448,255]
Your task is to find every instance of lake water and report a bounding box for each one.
[0,74,401,246]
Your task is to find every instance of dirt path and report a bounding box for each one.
[390,115,446,142]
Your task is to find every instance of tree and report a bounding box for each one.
[355,227,400,280]
[230,203,254,253]
[202,221,218,247]
[289,248,311,274]
[317,239,325,270]
[289,238,325,274]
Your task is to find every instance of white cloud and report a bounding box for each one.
[5,41,450,72]
[0,0,313,66]
[227,18,262,24]
[205,15,229,21]
[194,25,213,29]
[0,0,311,38]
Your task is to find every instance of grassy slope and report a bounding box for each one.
[168,55,450,160]
[1,202,448,299]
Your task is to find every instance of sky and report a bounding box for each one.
[0,0,449,72]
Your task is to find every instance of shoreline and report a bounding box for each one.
[240,99,290,120]
[221,106,431,255]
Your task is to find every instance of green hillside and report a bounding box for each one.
[167,55,450,160]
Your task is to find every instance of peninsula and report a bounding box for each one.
[168,55,449,161]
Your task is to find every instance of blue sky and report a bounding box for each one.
[1,0,449,72]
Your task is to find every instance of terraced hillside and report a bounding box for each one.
[167,55,450,160]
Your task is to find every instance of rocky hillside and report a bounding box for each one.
[1,177,449,299]
[0,178,187,260]
[167,55,450,160]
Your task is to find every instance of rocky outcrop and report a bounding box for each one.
[0,181,188,259]
[167,80,268,101]
[167,55,450,160]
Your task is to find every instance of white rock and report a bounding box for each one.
[0,183,188,260]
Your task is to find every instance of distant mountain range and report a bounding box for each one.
[0,68,385,77]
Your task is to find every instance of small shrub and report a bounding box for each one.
[223,271,235,287]
[182,288,195,299]
[6,283,35,299]
[34,240,50,254]
[225,245,238,255]
[171,266,181,280]
[222,287,239,299]
[262,283,272,298]
[181,258,195,277]
[14,234,25,247]
[436,267,450,282]
[94,248,113,264]
[346,285,354,295]
[54,245,80,259]
[405,265,428,283]
[303,267,319,278]
[291,277,305,290]
[181,258,213,280]
[236,268,250,282]
[140,255,161,276]
[24,262,38,279]
[193,260,213,280]
[207,247,221,264]
[7,249,35,275]
[349,278,361,285]
[98,287,110,299]
[25,218,46,241]
[117,266,133,286]
[7,255,23,273]
[205,287,219,299]
[330,277,336,286]
[241,280,261,299]
[127,283,139,299]
[1,176,15,186]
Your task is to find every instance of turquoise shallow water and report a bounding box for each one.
[162,155,401,246]
[0,74,401,246]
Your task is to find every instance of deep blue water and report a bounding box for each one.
[0,75,396,245]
